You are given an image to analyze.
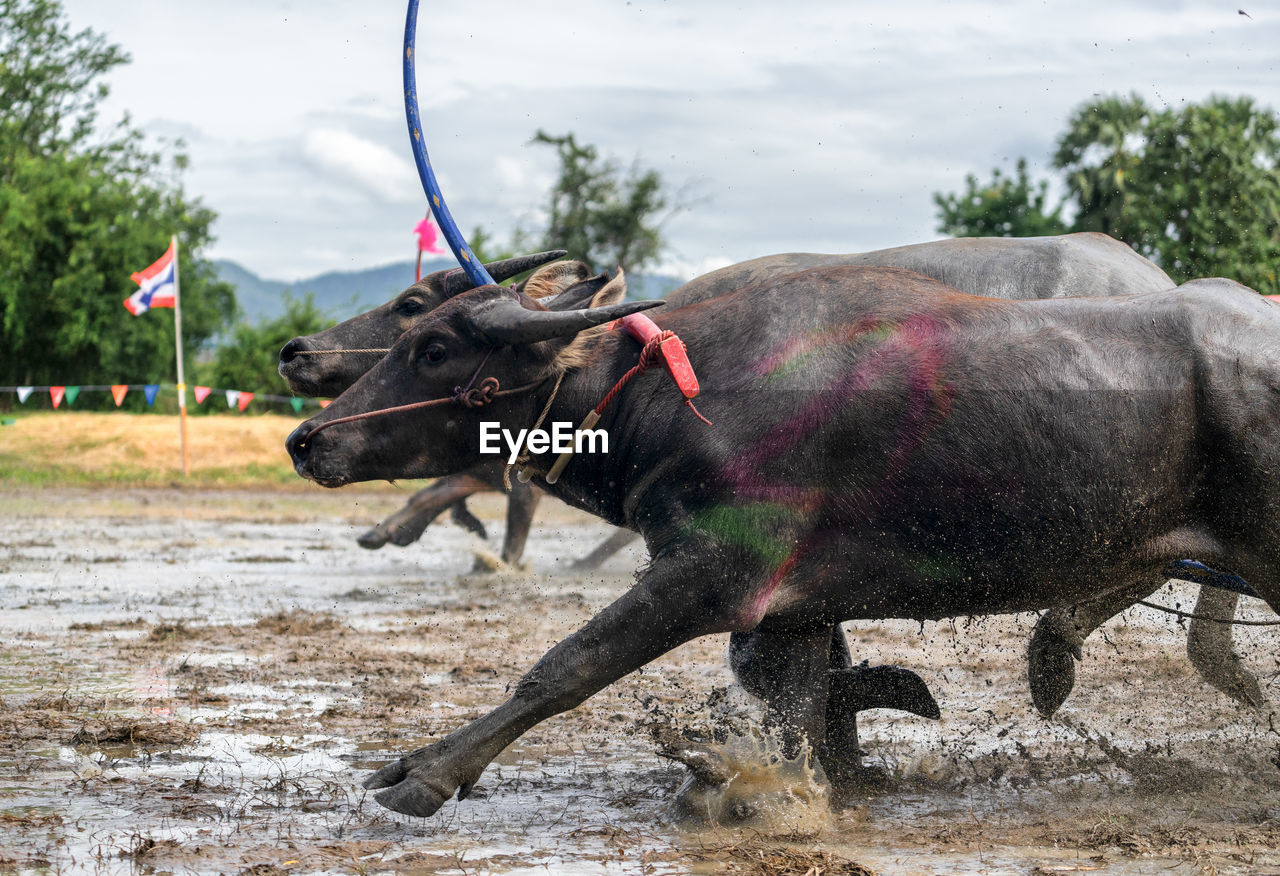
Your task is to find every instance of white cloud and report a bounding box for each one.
[58,0,1280,281]
[299,128,421,204]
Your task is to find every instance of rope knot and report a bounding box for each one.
[454,376,499,408]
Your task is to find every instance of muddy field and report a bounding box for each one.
[2,486,1279,874]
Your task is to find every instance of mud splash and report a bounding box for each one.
[658,726,832,834]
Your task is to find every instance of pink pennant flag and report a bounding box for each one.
[414,215,445,254]
[111,385,129,406]
[319,399,331,408]
[50,386,65,408]
[237,392,254,412]
[193,386,212,404]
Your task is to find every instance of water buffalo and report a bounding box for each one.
[278,233,1261,714]
[289,232,1172,563]
[287,267,1280,817]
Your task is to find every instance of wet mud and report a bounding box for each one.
[1,487,1279,874]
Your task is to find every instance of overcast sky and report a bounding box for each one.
[59,1,1279,283]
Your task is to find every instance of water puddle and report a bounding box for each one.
[1,490,1278,873]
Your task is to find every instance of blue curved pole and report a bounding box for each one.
[403,0,495,287]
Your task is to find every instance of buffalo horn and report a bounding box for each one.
[474,297,665,346]
[442,250,569,296]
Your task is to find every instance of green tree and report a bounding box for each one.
[933,158,1068,238]
[0,0,234,397]
[529,130,669,274]
[198,294,331,407]
[1052,93,1153,240]
[1112,96,1280,288]
[933,93,1280,290]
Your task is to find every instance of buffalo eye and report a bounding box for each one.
[419,342,447,365]
[398,296,427,316]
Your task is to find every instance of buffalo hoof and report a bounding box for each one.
[387,520,431,547]
[830,663,941,720]
[449,503,488,539]
[362,755,470,818]
[357,526,389,550]
[1193,654,1267,709]
[373,777,450,817]
[1027,618,1082,718]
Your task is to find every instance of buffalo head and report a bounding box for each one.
[286,271,661,486]
[277,250,575,398]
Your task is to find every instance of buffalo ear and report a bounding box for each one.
[551,270,652,370]
[520,260,592,300]
[588,270,627,308]
[546,273,611,312]
[546,268,629,313]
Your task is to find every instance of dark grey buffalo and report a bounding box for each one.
[278,233,1260,714]
[287,267,1280,817]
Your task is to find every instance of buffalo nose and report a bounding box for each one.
[279,337,311,365]
[286,422,313,468]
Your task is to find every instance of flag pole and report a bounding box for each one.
[172,234,190,477]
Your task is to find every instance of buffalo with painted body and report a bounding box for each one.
[278,233,1261,714]
[287,267,1280,817]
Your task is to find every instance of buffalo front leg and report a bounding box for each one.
[357,474,490,549]
[731,626,831,760]
[729,625,938,789]
[363,539,760,817]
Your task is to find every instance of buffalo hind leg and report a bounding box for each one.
[1028,579,1166,717]
[1029,580,1263,716]
[1186,588,1265,707]
[357,474,490,549]
[571,528,641,571]
[363,536,763,818]
[498,479,541,567]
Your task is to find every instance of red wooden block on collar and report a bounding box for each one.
[610,313,700,399]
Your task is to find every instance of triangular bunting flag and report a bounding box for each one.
[319,399,331,408]
[237,392,254,412]
[226,390,239,408]
[194,385,211,404]
[16,386,32,404]
[111,385,129,406]
[144,384,160,406]
[289,397,304,413]
[50,386,65,408]
[64,386,81,406]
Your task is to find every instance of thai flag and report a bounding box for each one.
[125,240,177,316]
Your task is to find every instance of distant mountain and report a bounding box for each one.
[215,259,687,325]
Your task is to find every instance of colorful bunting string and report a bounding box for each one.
[0,383,326,412]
